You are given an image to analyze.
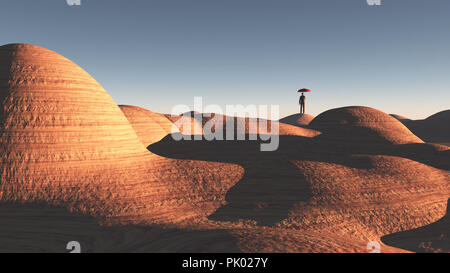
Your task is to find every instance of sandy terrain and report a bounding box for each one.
[166,112,321,138]
[279,113,315,127]
[0,43,243,226]
[120,105,179,146]
[0,44,448,253]
[394,111,450,146]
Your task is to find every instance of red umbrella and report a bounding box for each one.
[297,88,311,93]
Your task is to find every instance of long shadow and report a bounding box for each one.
[381,143,450,170]
[149,132,450,226]
[150,134,317,226]
[210,159,310,225]
[400,119,450,144]
[309,125,450,171]
[149,134,374,226]
[0,203,240,253]
[381,198,450,253]
[151,134,315,225]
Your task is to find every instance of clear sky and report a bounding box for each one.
[1,0,449,119]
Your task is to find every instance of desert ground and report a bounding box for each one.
[0,43,448,253]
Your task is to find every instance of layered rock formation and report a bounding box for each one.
[150,106,450,252]
[166,112,320,138]
[0,44,448,253]
[120,105,178,146]
[165,114,204,135]
[0,43,243,226]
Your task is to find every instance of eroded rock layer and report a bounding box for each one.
[120,105,178,146]
[0,43,243,225]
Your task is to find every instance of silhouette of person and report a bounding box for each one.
[299,92,306,114]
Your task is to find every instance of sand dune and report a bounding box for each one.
[279,113,315,127]
[382,198,449,253]
[398,110,450,145]
[0,43,243,227]
[390,114,410,120]
[166,112,320,138]
[149,145,449,252]
[0,44,448,253]
[309,106,424,145]
[120,105,179,146]
[150,106,449,252]
[165,114,204,135]
[0,203,243,253]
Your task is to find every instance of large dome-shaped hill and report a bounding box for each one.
[0,43,243,225]
[309,106,423,144]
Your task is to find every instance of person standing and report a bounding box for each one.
[299,92,306,114]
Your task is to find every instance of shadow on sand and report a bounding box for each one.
[0,203,240,253]
[381,198,450,253]
[151,134,314,226]
[149,133,450,227]
[1,132,447,252]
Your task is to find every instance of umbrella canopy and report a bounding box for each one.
[297,88,311,93]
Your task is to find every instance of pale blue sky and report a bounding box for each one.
[1,0,449,119]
